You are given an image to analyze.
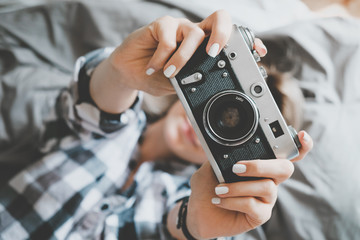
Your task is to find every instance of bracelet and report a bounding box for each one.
[177,197,197,240]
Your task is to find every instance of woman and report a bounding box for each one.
[0,5,313,240]
[77,9,312,239]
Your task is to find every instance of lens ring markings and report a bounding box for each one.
[203,90,259,146]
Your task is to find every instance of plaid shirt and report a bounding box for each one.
[0,48,194,240]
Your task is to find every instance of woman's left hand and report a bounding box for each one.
[183,131,313,239]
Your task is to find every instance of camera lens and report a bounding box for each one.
[204,90,259,146]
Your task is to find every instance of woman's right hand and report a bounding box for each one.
[90,10,267,113]
[107,10,233,96]
[89,10,234,113]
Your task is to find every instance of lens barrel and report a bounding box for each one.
[204,90,259,146]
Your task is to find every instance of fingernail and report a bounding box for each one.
[215,186,229,195]
[260,43,267,54]
[232,164,246,174]
[164,65,176,78]
[211,197,221,205]
[208,43,220,58]
[303,131,310,142]
[146,68,155,76]
[255,38,267,53]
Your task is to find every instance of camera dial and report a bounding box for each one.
[238,26,255,51]
[203,90,259,146]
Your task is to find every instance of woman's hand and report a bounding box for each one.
[90,9,267,114]
[89,10,235,114]
[109,10,233,96]
[167,131,313,239]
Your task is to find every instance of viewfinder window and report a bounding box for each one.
[269,120,284,138]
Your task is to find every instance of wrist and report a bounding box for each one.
[183,197,201,240]
[90,58,138,114]
[167,198,199,240]
[179,197,198,240]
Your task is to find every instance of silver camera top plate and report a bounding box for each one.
[225,25,299,160]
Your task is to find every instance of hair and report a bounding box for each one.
[260,37,304,130]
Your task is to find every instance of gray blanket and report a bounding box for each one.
[0,0,195,172]
[0,0,359,239]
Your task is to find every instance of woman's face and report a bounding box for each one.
[164,101,207,164]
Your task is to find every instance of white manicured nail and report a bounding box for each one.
[211,197,221,205]
[146,68,155,76]
[164,65,176,78]
[232,164,246,174]
[215,186,229,195]
[208,43,220,57]
[303,132,310,142]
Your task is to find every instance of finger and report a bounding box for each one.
[146,16,178,74]
[254,38,267,57]
[214,179,277,204]
[198,10,232,57]
[163,24,205,78]
[211,196,273,227]
[291,130,313,162]
[232,159,294,185]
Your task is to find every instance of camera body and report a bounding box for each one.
[170,25,301,183]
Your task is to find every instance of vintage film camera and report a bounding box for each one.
[170,25,301,183]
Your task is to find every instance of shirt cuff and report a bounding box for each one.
[71,47,142,135]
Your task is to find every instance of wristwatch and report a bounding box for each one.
[75,47,142,133]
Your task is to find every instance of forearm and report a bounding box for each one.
[90,58,138,114]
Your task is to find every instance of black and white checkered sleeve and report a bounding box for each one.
[59,47,143,139]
